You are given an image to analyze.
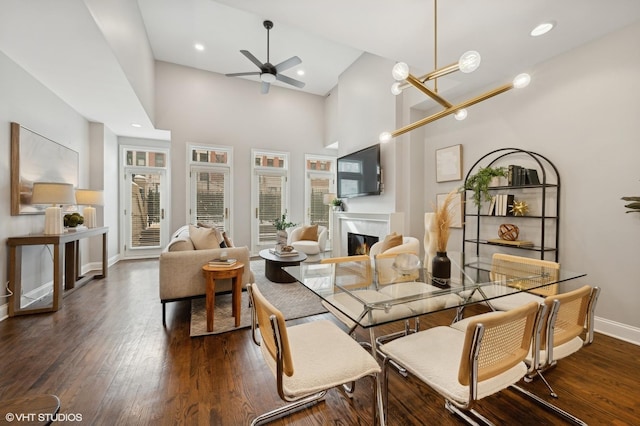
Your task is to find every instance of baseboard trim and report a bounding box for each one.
[595,316,640,346]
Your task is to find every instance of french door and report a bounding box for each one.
[189,166,231,231]
[122,169,168,258]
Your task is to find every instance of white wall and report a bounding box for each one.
[0,51,91,313]
[154,61,332,247]
[419,22,640,337]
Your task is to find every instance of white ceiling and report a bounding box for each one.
[2,0,640,139]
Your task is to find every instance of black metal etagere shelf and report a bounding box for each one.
[462,148,560,262]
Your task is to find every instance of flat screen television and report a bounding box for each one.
[337,143,381,198]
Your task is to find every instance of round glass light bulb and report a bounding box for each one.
[379,132,392,143]
[391,82,402,95]
[454,109,468,121]
[458,51,481,73]
[513,73,531,89]
[392,62,409,81]
[260,73,276,83]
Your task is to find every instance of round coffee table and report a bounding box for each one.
[259,249,307,283]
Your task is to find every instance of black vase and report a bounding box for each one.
[432,251,451,287]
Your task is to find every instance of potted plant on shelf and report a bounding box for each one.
[273,214,296,246]
[331,198,343,211]
[463,166,507,209]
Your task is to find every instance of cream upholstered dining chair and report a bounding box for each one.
[467,253,561,312]
[380,301,542,425]
[319,255,414,335]
[246,283,380,425]
[528,284,601,397]
[288,224,327,255]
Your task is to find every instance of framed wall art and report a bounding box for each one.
[11,122,79,215]
[436,144,462,182]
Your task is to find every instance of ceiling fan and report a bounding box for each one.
[226,20,305,94]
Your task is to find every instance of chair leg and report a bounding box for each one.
[510,384,587,426]
[162,302,166,326]
[250,391,327,426]
[445,400,495,426]
[536,370,558,398]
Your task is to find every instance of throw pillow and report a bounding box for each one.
[379,232,403,253]
[197,223,228,248]
[299,224,319,241]
[222,231,234,248]
[189,224,221,250]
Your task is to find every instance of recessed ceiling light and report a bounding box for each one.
[194,43,205,51]
[131,123,142,128]
[530,21,555,37]
[297,69,305,76]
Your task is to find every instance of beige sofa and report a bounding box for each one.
[159,225,254,325]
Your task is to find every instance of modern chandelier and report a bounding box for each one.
[379,0,531,143]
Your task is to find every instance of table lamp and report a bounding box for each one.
[31,182,76,234]
[75,189,104,228]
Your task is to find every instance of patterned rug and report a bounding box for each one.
[190,259,327,337]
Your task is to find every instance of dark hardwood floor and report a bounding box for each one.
[1,259,638,425]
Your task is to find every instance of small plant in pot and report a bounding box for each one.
[331,198,343,211]
[273,214,296,246]
[463,166,507,209]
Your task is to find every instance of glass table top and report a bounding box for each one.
[283,252,586,328]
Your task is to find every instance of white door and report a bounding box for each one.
[189,166,231,231]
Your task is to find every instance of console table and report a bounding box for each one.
[7,226,108,316]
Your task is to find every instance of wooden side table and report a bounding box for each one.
[201,262,244,332]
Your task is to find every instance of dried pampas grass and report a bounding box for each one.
[434,190,458,252]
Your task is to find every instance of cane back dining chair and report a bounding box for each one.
[246,283,380,425]
[380,301,542,425]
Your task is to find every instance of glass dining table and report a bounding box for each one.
[283,252,587,426]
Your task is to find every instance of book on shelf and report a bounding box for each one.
[487,196,496,216]
[208,258,237,267]
[525,168,540,185]
[487,238,534,247]
[505,194,515,216]
[269,248,299,257]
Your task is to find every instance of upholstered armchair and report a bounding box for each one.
[369,235,420,261]
[288,224,327,255]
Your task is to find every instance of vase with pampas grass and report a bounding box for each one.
[432,190,457,287]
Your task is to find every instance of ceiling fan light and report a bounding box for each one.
[379,132,393,143]
[391,82,403,95]
[513,73,531,89]
[392,62,409,81]
[454,109,468,121]
[260,73,276,83]
[458,51,481,73]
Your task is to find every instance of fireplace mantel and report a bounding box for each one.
[331,212,404,257]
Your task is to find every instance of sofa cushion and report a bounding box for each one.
[379,233,403,253]
[299,224,319,241]
[222,231,234,248]
[189,225,222,250]
[197,223,228,248]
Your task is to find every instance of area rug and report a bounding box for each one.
[190,259,327,337]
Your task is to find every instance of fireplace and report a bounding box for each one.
[347,232,379,256]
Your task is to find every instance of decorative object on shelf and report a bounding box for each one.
[377,0,531,143]
[331,198,343,211]
[30,182,77,234]
[436,144,462,182]
[75,189,104,228]
[64,212,84,228]
[621,194,640,214]
[463,166,507,209]
[273,214,296,246]
[510,200,529,216]
[424,212,437,273]
[498,224,520,241]
[431,190,457,286]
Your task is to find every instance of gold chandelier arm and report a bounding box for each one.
[406,74,452,108]
[390,82,514,138]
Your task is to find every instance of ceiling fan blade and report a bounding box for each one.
[261,81,270,94]
[225,71,261,77]
[276,73,306,88]
[274,56,301,73]
[240,50,264,69]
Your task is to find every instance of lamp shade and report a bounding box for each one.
[31,182,76,205]
[75,189,104,206]
[323,193,337,205]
